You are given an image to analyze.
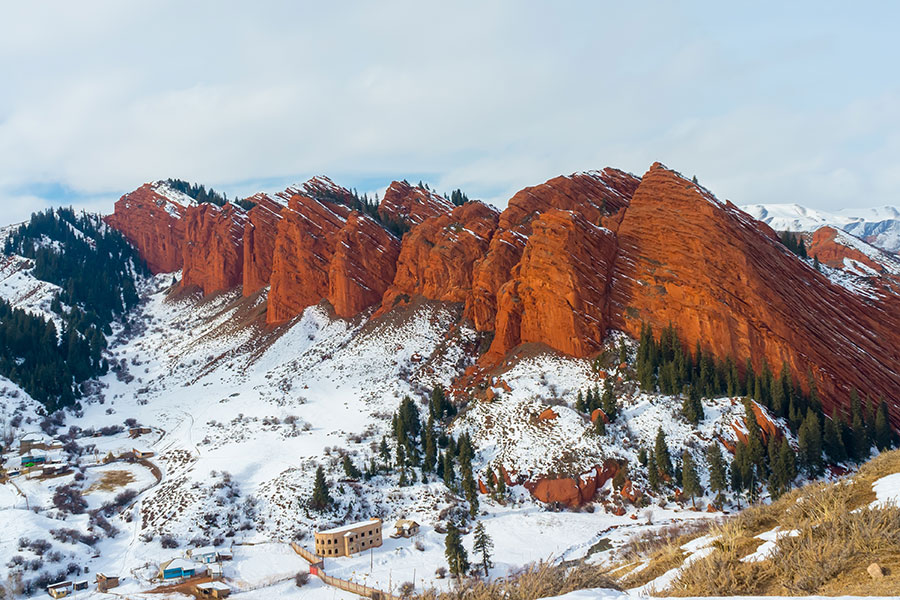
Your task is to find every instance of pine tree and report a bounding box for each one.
[601,381,618,421]
[443,451,456,489]
[472,522,494,577]
[681,450,701,507]
[423,415,437,472]
[798,409,823,477]
[647,453,660,491]
[463,469,479,517]
[874,399,894,451]
[444,523,469,578]
[744,401,766,472]
[575,390,586,413]
[342,455,362,479]
[822,417,846,463]
[379,437,392,468]
[682,385,703,425]
[594,415,606,436]
[654,428,673,477]
[706,443,727,495]
[311,466,332,511]
[637,447,648,467]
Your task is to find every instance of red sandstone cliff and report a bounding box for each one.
[242,193,285,296]
[488,209,618,359]
[609,163,900,423]
[466,169,640,331]
[104,182,192,274]
[378,181,454,228]
[378,201,499,312]
[181,203,247,295]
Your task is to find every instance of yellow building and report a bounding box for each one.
[315,518,382,557]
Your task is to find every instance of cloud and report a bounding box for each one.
[0,1,899,226]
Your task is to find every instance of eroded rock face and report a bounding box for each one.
[182,203,247,295]
[266,194,352,323]
[467,169,639,331]
[609,163,900,423]
[379,201,499,312]
[104,182,192,273]
[809,226,900,278]
[488,209,618,360]
[328,213,401,318]
[377,181,454,228]
[242,194,286,296]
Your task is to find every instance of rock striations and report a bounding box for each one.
[105,164,900,427]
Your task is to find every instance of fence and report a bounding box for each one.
[290,542,400,600]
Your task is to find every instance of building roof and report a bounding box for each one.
[161,558,198,571]
[47,581,72,589]
[319,518,381,535]
[197,581,231,591]
[395,519,419,528]
[189,545,219,556]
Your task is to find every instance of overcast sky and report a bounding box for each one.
[1,1,899,226]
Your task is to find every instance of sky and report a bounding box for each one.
[1,0,899,226]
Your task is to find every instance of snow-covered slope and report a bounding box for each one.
[742,203,900,253]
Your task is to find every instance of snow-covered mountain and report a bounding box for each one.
[741,203,900,253]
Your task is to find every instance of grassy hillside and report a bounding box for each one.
[607,449,900,596]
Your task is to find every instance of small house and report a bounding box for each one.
[133,448,155,460]
[392,519,420,538]
[46,581,72,598]
[21,454,47,468]
[187,546,221,564]
[159,558,203,580]
[73,580,88,591]
[96,573,119,592]
[208,563,224,579]
[19,432,51,455]
[196,581,231,598]
[129,426,152,438]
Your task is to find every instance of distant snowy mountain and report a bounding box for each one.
[741,203,900,253]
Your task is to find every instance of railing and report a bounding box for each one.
[289,542,400,600]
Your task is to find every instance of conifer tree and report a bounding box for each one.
[682,385,703,425]
[647,453,660,492]
[822,417,846,463]
[874,399,895,451]
[444,523,469,578]
[594,415,606,436]
[472,522,494,577]
[575,390,586,413]
[342,455,361,479]
[311,466,332,511]
[637,447,648,467]
[423,415,437,472]
[706,443,727,495]
[654,428,673,477]
[798,409,823,476]
[601,382,618,421]
[443,452,456,489]
[744,402,766,472]
[463,469,479,517]
[681,450,701,507]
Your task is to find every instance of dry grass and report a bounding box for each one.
[418,562,619,600]
[85,469,135,493]
[660,449,900,596]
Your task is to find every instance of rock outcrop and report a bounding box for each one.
[266,194,353,323]
[609,163,900,424]
[809,226,900,278]
[378,181,454,228]
[242,193,286,296]
[467,169,639,332]
[379,201,499,312]
[487,209,618,359]
[328,213,401,318]
[182,203,247,295]
[104,182,193,273]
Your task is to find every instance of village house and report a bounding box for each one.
[196,581,231,598]
[133,448,155,460]
[46,581,72,598]
[128,426,152,438]
[158,558,204,581]
[392,519,420,538]
[186,545,231,564]
[314,518,382,557]
[19,432,60,455]
[95,573,119,592]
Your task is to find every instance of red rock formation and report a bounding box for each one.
[523,459,619,507]
[242,193,285,296]
[467,169,639,332]
[487,209,618,359]
[377,181,454,228]
[104,182,192,273]
[181,203,247,295]
[609,163,900,425]
[266,195,352,323]
[809,226,900,278]
[328,213,401,318]
[590,408,609,424]
[379,202,499,313]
